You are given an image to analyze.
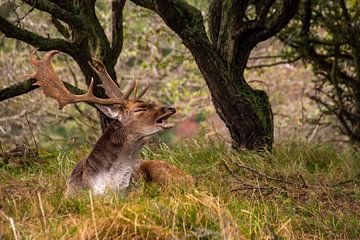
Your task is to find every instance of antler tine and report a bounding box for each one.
[43,50,61,63]
[29,50,124,110]
[30,48,41,67]
[133,79,139,99]
[85,78,96,97]
[123,79,138,99]
[136,82,149,99]
[88,57,123,99]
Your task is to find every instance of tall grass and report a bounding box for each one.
[1,139,359,239]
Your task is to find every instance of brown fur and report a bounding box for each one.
[66,121,139,196]
[133,160,194,189]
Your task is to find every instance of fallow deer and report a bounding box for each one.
[28,50,193,196]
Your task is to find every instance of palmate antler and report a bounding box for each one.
[88,58,149,100]
[28,50,148,109]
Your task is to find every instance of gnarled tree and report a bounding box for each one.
[279,0,360,142]
[130,0,299,149]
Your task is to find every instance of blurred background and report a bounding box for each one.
[0,0,347,152]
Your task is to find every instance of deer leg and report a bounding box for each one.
[133,160,194,189]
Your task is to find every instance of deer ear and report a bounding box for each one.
[95,104,122,119]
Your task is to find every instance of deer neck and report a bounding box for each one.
[85,120,144,194]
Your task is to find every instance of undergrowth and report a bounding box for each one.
[0,139,359,239]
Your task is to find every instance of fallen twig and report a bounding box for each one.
[233,160,296,186]
[222,159,269,191]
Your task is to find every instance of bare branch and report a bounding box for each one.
[0,78,37,102]
[131,0,209,46]
[246,56,300,69]
[79,0,112,64]
[339,0,351,24]
[305,47,358,87]
[300,0,311,37]
[208,0,222,45]
[130,0,155,10]
[255,0,300,42]
[249,55,287,60]
[231,0,250,23]
[233,158,297,186]
[256,0,276,24]
[0,16,75,54]
[51,17,71,39]
[111,0,126,64]
[0,78,85,102]
[21,0,82,27]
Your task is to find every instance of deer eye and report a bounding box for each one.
[133,108,147,113]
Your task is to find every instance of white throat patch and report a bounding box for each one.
[90,162,134,195]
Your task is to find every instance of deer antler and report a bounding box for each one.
[88,58,123,99]
[28,50,129,110]
[28,50,149,110]
[88,57,149,100]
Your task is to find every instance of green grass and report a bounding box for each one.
[1,139,360,239]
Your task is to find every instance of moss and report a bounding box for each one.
[0,78,37,101]
[234,83,273,144]
[172,0,207,40]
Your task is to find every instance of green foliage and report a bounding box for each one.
[1,139,359,239]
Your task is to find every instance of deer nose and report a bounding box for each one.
[166,106,176,113]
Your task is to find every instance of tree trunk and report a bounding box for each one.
[186,41,273,150]
[213,84,273,150]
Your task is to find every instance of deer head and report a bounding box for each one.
[27,50,176,140]
[88,57,176,140]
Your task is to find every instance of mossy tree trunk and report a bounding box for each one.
[131,0,299,150]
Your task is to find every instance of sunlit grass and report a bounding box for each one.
[1,139,359,239]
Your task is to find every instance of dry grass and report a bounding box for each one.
[1,139,360,239]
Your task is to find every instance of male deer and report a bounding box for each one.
[28,50,193,196]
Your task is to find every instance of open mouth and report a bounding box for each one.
[156,112,175,129]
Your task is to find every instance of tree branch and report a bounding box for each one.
[246,56,300,69]
[256,0,276,24]
[51,17,71,39]
[129,0,155,10]
[231,0,250,23]
[22,0,82,27]
[131,0,208,44]
[0,78,37,102]
[208,0,222,45]
[255,0,300,42]
[79,0,112,64]
[300,0,311,37]
[0,16,75,54]
[0,78,85,102]
[305,46,358,87]
[111,0,126,65]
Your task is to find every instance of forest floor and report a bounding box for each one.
[0,139,360,239]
